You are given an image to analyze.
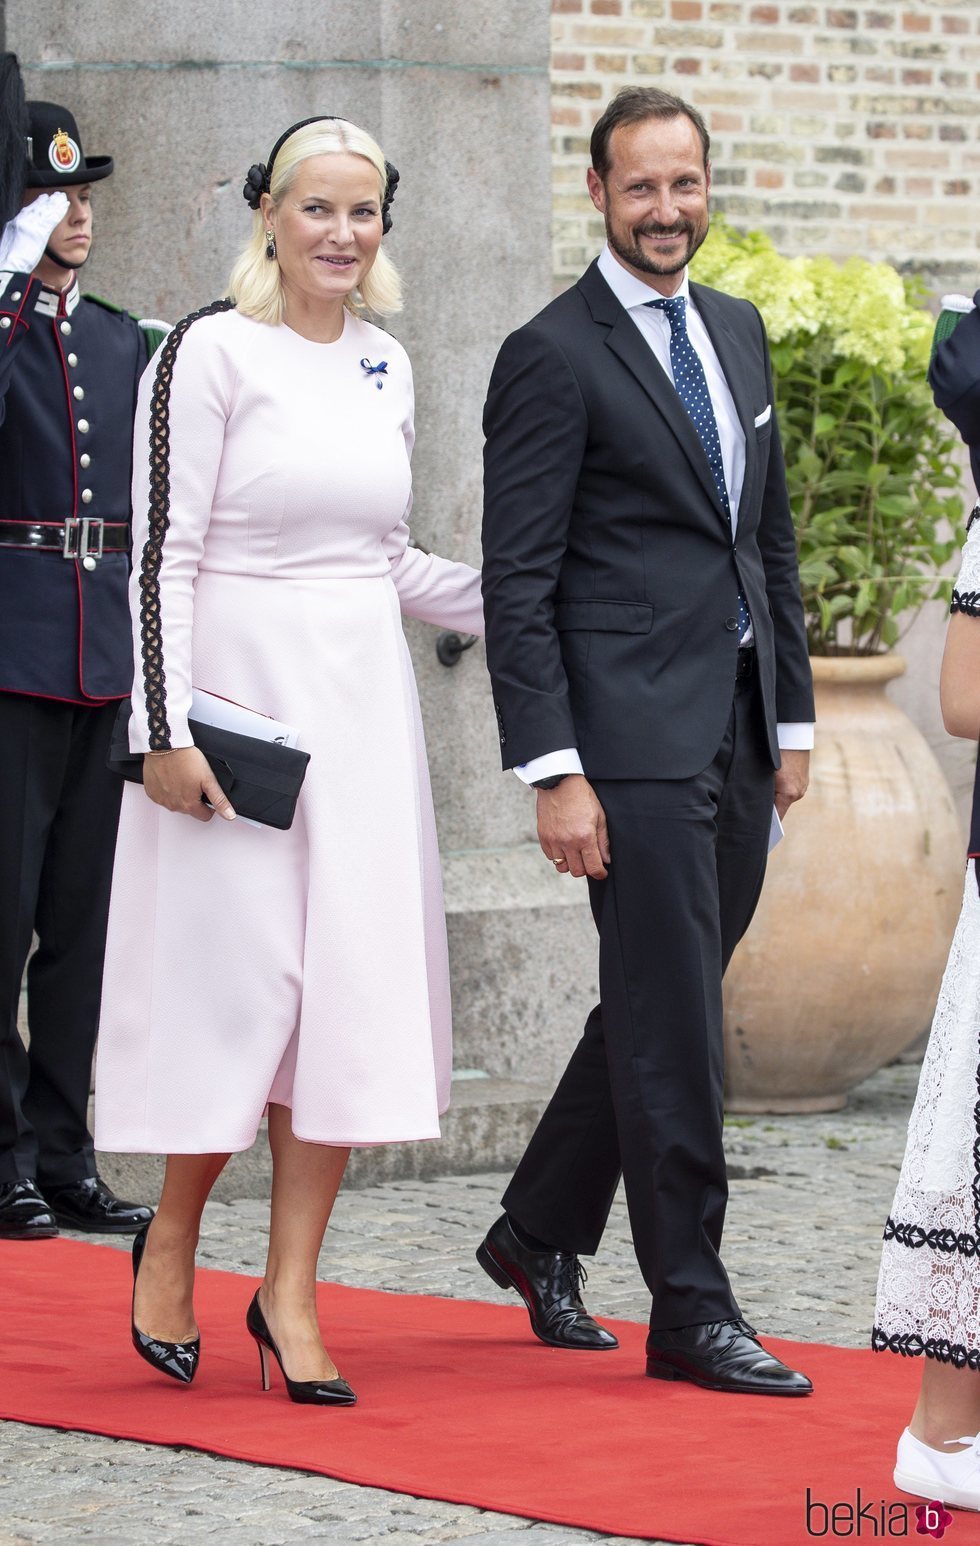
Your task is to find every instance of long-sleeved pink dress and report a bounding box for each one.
[94,305,484,1154]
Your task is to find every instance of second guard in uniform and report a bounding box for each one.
[0,102,155,1239]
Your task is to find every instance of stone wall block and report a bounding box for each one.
[12,2,382,65]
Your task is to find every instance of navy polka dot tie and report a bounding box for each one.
[647,295,751,641]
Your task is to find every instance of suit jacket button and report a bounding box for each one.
[725,617,739,631]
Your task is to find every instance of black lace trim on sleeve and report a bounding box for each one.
[872,1326,980,1368]
[139,297,236,751]
[951,590,980,618]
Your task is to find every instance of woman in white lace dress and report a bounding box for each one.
[873,292,980,1509]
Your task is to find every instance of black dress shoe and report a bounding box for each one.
[476,1214,618,1350]
[646,1317,813,1396]
[41,1175,154,1235]
[0,1178,58,1240]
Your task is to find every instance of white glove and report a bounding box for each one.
[0,192,70,273]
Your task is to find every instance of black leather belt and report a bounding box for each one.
[735,645,756,681]
[0,518,130,561]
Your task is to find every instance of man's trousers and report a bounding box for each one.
[0,694,122,1186]
[502,669,775,1331]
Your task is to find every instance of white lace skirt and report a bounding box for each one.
[873,862,980,1368]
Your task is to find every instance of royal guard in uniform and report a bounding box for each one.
[0,101,157,1239]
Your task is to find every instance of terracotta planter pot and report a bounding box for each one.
[723,653,965,1112]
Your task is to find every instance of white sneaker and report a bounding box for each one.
[895,1428,980,1511]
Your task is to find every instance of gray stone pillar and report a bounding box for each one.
[9,2,597,1186]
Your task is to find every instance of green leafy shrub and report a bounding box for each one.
[691,223,964,654]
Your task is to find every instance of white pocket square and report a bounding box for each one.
[754,404,772,427]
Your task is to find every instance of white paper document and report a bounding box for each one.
[190,689,299,749]
[191,689,300,828]
[768,806,784,853]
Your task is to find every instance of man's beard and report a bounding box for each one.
[607,217,708,277]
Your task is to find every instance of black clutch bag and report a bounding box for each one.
[107,700,311,831]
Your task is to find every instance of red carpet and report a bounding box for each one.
[2,1239,978,1546]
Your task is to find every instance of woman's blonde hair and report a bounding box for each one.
[228,119,402,325]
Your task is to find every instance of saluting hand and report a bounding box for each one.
[537,775,610,880]
[0,192,70,273]
[143,747,236,823]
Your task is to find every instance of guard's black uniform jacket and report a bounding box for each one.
[0,268,150,702]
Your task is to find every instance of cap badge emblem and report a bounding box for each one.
[48,128,81,175]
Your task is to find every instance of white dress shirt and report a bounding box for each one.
[516,245,814,787]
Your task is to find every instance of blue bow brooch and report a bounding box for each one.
[360,357,388,390]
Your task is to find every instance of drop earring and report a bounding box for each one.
[265,229,276,260]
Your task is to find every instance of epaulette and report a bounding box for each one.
[82,294,170,359]
[931,294,974,366]
[81,292,136,320]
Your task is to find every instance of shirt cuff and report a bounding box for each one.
[514,748,585,786]
[777,722,815,751]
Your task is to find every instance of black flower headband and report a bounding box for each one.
[242,115,399,235]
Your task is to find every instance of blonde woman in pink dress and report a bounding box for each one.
[94,117,483,1404]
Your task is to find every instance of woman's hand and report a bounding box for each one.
[142,747,236,822]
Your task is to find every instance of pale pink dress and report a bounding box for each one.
[94,306,483,1153]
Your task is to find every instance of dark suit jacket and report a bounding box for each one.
[481,259,815,779]
[0,274,147,702]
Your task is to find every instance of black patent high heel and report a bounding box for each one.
[131,1223,200,1385]
[245,1290,356,1406]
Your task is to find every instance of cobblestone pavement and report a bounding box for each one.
[0,1061,918,1546]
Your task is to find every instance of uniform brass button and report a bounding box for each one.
[82,555,97,571]
[68,353,78,367]
[73,385,84,401]
[79,453,91,469]
[10,291,20,301]
[81,488,93,504]
[60,321,71,335]
[725,617,738,631]
[77,418,89,433]
[0,318,9,330]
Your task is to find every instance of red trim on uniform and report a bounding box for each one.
[0,309,27,340]
[51,301,79,518]
[0,516,128,529]
[72,547,127,704]
[0,548,128,704]
[13,279,41,332]
[72,550,127,705]
[2,278,41,344]
[0,685,122,707]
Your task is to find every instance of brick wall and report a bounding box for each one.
[552,0,980,294]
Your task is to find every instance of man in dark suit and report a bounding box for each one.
[477,88,815,1395]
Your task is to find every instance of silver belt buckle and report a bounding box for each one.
[62,517,104,567]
